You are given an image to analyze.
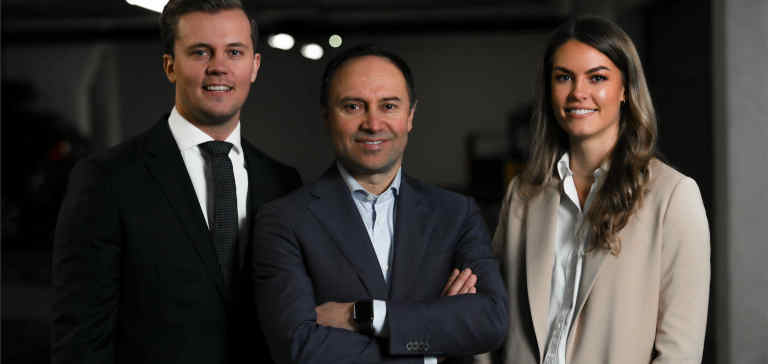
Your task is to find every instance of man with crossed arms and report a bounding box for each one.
[253,45,508,363]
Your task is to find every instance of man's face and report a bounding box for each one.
[326,55,414,177]
[163,9,260,127]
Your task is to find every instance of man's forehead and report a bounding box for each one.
[331,56,408,94]
[175,9,251,44]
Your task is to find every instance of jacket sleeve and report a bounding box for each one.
[652,177,710,364]
[252,203,422,364]
[51,159,121,364]
[386,197,509,357]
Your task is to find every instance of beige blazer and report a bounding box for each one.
[491,159,709,364]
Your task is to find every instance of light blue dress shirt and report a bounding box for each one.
[337,163,437,364]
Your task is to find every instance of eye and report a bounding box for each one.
[590,74,608,82]
[229,49,244,56]
[342,103,362,112]
[382,103,398,111]
[553,73,572,82]
[191,49,209,57]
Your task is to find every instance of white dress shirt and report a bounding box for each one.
[543,153,607,364]
[167,107,250,241]
[338,163,436,364]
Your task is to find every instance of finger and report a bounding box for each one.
[315,306,325,325]
[441,268,460,296]
[459,274,477,294]
[469,286,477,294]
[447,268,472,296]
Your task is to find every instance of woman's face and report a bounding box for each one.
[550,40,625,147]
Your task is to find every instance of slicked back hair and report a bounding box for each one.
[160,0,258,55]
[320,44,416,110]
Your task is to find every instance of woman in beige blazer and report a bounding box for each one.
[492,16,710,364]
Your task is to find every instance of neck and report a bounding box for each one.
[568,136,615,177]
[176,106,240,141]
[194,122,238,141]
[349,164,400,196]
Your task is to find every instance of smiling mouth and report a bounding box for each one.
[203,85,233,92]
[566,108,597,115]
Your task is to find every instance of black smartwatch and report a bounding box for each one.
[353,300,374,335]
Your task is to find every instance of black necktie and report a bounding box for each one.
[199,141,237,287]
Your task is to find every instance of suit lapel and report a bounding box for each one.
[525,181,560,359]
[388,176,430,299]
[307,167,389,299]
[143,120,229,301]
[572,235,610,327]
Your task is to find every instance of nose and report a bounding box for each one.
[360,109,385,133]
[568,77,588,101]
[206,54,229,75]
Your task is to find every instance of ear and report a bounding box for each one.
[163,54,176,83]
[250,53,261,83]
[620,85,626,103]
[406,100,417,132]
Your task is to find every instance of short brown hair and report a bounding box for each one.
[160,0,258,55]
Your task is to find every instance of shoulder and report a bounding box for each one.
[256,178,316,217]
[404,175,471,205]
[242,141,299,177]
[402,175,478,219]
[646,159,700,200]
[71,127,155,180]
[242,140,302,192]
[644,159,706,221]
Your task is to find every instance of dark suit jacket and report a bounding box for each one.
[52,119,301,364]
[252,166,509,364]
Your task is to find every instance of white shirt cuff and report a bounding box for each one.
[372,299,387,336]
[424,356,438,364]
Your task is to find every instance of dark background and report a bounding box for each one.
[2,0,765,363]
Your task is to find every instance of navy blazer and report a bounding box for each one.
[252,166,508,363]
[52,119,301,364]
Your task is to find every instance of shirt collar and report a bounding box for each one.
[167,106,243,155]
[336,161,401,200]
[556,152,609,181]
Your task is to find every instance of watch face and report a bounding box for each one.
[354,300,374,323]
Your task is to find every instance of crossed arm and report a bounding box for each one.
[252,198,509,364]
[315,268,478,332]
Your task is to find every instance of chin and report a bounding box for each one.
[196,108,240,126]
[343,157,398,176]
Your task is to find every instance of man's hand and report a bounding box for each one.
[315,301,356,331]
[441,268,477,296]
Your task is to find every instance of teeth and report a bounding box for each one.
[204,85,231,91]
[568,108,595,115]
[364,141,382,145]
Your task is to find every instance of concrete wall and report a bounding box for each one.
[713,1,768,363]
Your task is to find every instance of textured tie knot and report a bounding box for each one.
[199,141,233,157]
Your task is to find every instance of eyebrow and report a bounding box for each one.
[186,42,250,50]
[380,97,402,103]
[226,42,250,49]
[338,96,402,103]
[553,65,611,73]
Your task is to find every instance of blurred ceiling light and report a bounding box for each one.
[267,33,295,51]
[328,34,343,48]
[301,44,324,60]
[126,0,168,13]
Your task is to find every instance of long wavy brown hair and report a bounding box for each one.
[519,16,658,255]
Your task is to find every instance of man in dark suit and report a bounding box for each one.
[51,1,301,363]
[253,45,508,363]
